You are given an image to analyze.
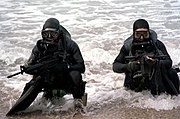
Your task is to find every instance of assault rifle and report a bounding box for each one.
[125,54,168,94]
[125,55,167,62]
[6,51,68,116]
[125,54,167,78]
[124,40,179,95]
[126,41,168,78]
[7,52,65,78]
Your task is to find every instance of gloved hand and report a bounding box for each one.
[50,62,70,72]
[126,61,140,72]
[20,65,40,75]
[145,56,157,66]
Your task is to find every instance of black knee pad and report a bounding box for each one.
[69,71,82,85]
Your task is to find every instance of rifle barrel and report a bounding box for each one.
[7,72,22,78]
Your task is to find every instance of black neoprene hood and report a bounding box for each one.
[133,19,149,32]
[42,18,60,31]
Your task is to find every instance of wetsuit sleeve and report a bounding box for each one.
[113,45,128,73]
[156,40,172,68]
[24,45,39,66]
[69,42,85,73]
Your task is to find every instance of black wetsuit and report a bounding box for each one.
[24,25,85,99]
[113,30,179,95]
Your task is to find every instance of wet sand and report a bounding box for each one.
[1,91,179,119]
[91,106,180,119]
[2,107,180,119]
[1,86,180,119]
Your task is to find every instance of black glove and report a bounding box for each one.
[126,61,140,72]
[21,65,44,75]
[50,62,70,72]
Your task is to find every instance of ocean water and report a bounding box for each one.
[0,0,180,118]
